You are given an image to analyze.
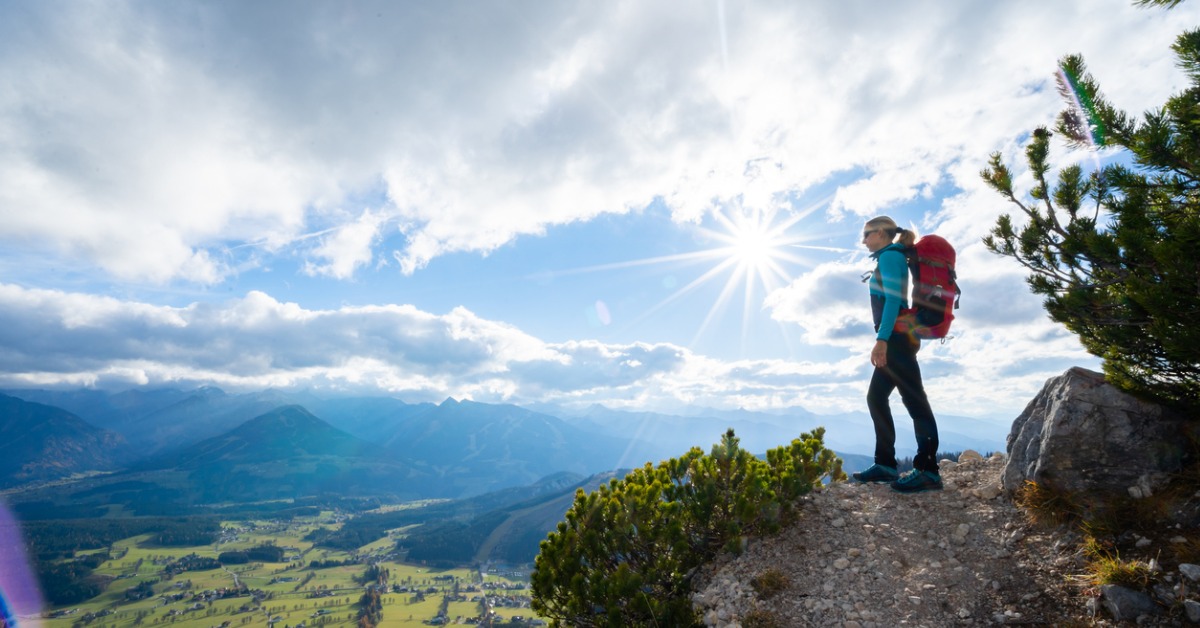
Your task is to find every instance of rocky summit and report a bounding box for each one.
[692,453,1200,627]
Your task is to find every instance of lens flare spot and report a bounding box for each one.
[0,501,43,628]
[1056,63,1106,147]
[595,300,612,326]
[586,300,612,327]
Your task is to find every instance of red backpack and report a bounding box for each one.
[894,234,960,340]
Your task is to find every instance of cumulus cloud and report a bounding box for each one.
[304,209,389,279]
[0,282,1096,418]
[764,259,872,347]
[0,284,847,413]
[1,1,1193,283]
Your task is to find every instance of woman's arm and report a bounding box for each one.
[874,249,907,341]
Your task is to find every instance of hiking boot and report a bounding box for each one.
[891,469,943,493]
[852,463,899,483]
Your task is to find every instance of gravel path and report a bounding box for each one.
[691,453,1177,627]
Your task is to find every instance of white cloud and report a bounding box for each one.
[1,1,1194,282]
[830,161,942,219]
[0,285,665,401]
[304,209,388,279]
[765,259,872,347]
[0,282,1096,419]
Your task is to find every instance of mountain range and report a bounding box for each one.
[1,386,1010,507]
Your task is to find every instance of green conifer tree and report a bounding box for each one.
[980,26,1200,409]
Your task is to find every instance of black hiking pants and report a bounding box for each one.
[867,334,940,473]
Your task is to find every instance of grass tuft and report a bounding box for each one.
[1080,535,1155,588]
[742,607,786,628]
[749,568,790,599]
[1014,480,1081,527]
[1170,536,1200,565]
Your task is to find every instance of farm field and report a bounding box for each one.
[35,511,543,627]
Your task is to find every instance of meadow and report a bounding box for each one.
[40,510,541,627]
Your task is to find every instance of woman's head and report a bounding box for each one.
[862,216,917,251]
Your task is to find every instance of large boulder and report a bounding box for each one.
[1003,367,1195,498]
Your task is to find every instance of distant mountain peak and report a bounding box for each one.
[0,393,133,487]
[159,405,380,470]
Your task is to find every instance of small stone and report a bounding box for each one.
[1184,599,1200,623]
[1179,563,1200,582]
[834,558,850,569]
[1101,584,1160,620]
[1135,537,1152,548]
[957,608,972,618]
[975,482,1002,500]
[908,596,922,606]
[1170,536,1187,544]
[832,517,846,528]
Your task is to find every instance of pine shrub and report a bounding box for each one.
[530,428,843,627]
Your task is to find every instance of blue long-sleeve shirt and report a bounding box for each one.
[869,243,909,341]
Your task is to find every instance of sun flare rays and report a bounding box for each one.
[542,203,851,356]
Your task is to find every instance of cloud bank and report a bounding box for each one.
[0,283,1094,418]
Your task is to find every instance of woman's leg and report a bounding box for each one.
[887,335,940,473]
[866,365,898,469]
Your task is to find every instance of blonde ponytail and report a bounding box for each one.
[865,216,917,246]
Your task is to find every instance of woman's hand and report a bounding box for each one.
[871,339,888,368]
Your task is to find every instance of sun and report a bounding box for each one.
[723,216,784,272]
[704,208,799,289]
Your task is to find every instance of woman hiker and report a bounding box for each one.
[851,216,943,493]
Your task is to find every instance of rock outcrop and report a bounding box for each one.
[1003,367,1195,500]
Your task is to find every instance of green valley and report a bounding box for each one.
[32,507,546,628]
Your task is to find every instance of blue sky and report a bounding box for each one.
[0,0,1195,422]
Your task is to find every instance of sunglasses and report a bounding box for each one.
[862,229,879,239]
